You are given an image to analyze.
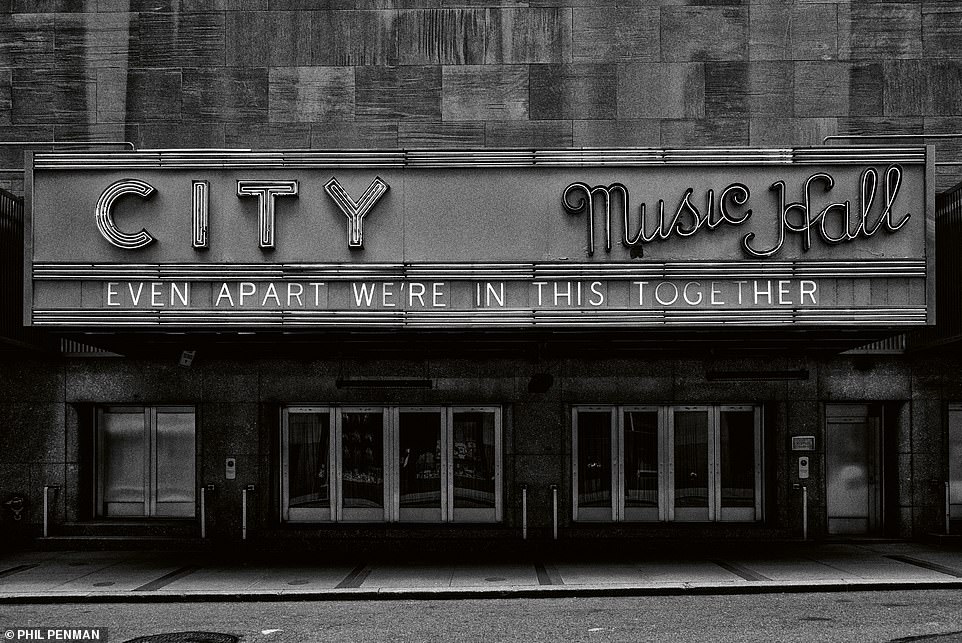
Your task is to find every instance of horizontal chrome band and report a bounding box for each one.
[32,260,928,281]
[32,306,928,328]
[32,147,928,170]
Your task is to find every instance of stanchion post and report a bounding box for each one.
[802,485,808,541]
[947,481,951,535]
[43,486,50,538]
[521,485,528,540]
[200,486,207,539]
[551,484,558,541]
[242,486,252,541]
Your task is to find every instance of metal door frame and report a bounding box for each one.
[337,407,390,523]
[715,405,763,522]
[449,406,503,523]
[668,406,714,522]
[396,406,446,523]
[950,404,962,520]
[282,404,503,523]
[825,403,882,535]
[571,406,618,522]
[152,407,196,517]
[97,405,196,518]
[619,406,665,522]
[281,406,334,522]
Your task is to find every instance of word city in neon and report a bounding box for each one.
[95,177,389,250]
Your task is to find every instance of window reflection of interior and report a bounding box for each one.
[281,406,502,523]
[288,412,330,509]
[624,411,658,508]
[452,411,496,509]
[572,405,762,523]
[341,412,383,509]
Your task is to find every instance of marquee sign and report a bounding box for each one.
[25,148,934,329]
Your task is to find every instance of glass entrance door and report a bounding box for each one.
[670,407,712,521]
[153,409,197,517]
[337,408,387,522]
[573,407,616,521]
[450,408,502,523]
[397,408,445,522]
[99,408,148,517]
[282,408,333,522]
[97,406,196,518]
[951,405,962,520]
[572,405,762,523]
[282,406,502,523]
[716,406,762,522]
[825,404,881,535]
[622,407,663,521]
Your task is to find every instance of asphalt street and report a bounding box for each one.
[5,590,962,643]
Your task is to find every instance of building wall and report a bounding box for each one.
[1,3,959,543]
[1,2,962,195]
[0,351,955,542]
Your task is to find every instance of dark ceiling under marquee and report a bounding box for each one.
[55,328,913,361]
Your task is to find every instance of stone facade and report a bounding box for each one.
[0,349,956,543]
[1,2,961,194]
[0,2,959,545]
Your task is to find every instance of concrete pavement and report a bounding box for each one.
[2,542,962,602]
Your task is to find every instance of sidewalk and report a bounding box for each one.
[2,542,962,603]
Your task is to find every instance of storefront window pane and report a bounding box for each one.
[341,412,384,509]
[673,410,709,508]
[624,410,659,508]
[288,412,330,509]
[578,411,612,508]
[399,411,442,509]
[452,411,496,509]
[719,410,755,508]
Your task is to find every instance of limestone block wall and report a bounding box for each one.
[0,2,960,194]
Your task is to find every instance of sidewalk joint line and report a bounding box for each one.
[712,560,771,582]
[534,563,563,586]
[0,564,38,579]
[885,555,962,578]
[335,564,371,589]
[133,565,201,591]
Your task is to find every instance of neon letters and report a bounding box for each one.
[563,166,910,258]
[95,177,388,251]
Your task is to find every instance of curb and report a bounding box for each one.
[3,579,962,604]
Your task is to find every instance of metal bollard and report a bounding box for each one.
[802,485,808,541]
[42,486,58,538]
[242,485,254,541]
[200,486,207,539]
[945,482,952,536]
[551,484,558,540]
[521,485,528,541]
